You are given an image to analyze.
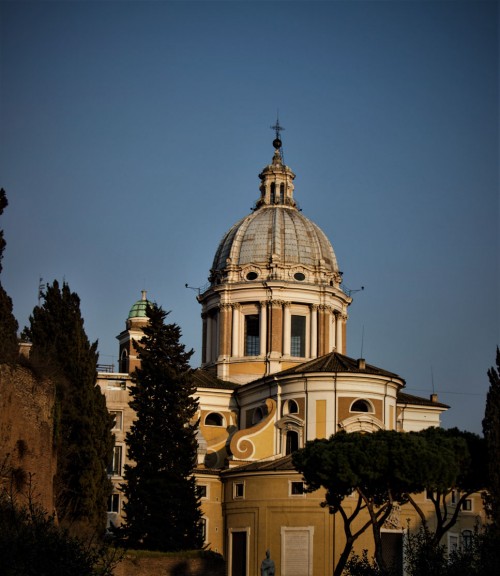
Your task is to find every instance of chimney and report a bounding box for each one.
[430,393,439,403]
[357,358,366,369]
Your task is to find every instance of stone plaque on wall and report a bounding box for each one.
[281,526,314,576]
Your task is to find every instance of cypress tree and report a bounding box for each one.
[0,188,19,363]
[28,280,114,534]
[484,347,500,526]
[122,303,202,551]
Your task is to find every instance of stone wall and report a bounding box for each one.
[0,363,56,512]
[113,553,226,576]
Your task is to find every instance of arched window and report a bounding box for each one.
[462,530,473,550]
[351,399,372,413]
[119,349,128,373]
[270,183,275,203]
[285,430,299,454]
[280,183,285,203]
[205,412,224,427]
[283,399,299,415]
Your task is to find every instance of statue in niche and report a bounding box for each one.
[261,549,275,576]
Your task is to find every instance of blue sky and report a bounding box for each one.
[0,1,497,434]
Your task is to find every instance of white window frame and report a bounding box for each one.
[110,410,123,431]
[197,483,209,500]
[233,481,245,499]
[289,480,306,497]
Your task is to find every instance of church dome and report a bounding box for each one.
[209,138,341,287]
[127,290,151,319]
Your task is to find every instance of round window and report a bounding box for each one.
[294,272,305,281]
[246,271,258,280]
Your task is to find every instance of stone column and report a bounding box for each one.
[259,301,267,356]
[231,303,240,357]
[318,305,328,356]
[283,302,292,356]
[219,303,232,357]
[335,311,343,353]
[201,313,207,364]
[310,304,318,358]
[206,313,213,363]
[270,300,284,355]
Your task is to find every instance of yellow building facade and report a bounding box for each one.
[97,133,485,575]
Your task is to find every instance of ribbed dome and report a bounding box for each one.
[127,290,151,319]
[209,143,341,286]
[212,206,338,273]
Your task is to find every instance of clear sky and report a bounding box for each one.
[0,1,497,434]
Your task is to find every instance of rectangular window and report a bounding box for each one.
[462,498,472,511]
[233,482,245,499]
[291,315,306,357]
[108,445,123,476]
[448,534,459,554]
[108,493,120,513]
[451,490,457,505]
[199,518,207,544]
[290,481,305,496]
[197,484,208,499]
[110,411,123,431]
[245,315,260,356]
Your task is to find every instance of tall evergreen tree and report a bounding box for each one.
[484,347,500,526]
[0,188,19,363]
[122,303,202,551]
[28,280,114,534]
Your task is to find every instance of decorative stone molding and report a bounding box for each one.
[228,398,277,460]
[338,414,384,433]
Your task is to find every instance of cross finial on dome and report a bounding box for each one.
[270,115,285,149]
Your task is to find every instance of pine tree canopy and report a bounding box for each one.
[123,303,202,551]
[29,280,114,535]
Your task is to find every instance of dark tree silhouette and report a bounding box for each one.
[122,303,202,551]
[0,188,19,363]
[28,280,114,535]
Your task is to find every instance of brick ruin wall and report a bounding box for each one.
[0,363,56,513]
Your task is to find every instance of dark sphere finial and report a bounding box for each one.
[273,137,282,150]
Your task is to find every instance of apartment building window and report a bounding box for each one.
[108,493,120,513]
[244,315,260,356]
[110,411,123,431]
[108,445,123,476]
[462,498,472,511]
[462,530,473,549]
[291,315,306,357]
[199,518,207,544]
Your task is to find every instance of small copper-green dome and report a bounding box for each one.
[128,290,151,319]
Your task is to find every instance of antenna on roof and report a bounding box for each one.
[341,284,365,297]
[185,283,201,296]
